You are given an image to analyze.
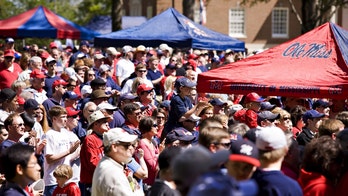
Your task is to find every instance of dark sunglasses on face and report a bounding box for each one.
[152,124,158,127]
[118,142,137,149]
[214,142,231,148]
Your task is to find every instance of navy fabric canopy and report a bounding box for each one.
[94,8,245,51]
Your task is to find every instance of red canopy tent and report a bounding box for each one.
[197,22,348,99]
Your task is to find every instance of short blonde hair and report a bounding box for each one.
[259,147,288,164]
[53,164,73,179]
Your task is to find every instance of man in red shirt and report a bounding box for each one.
[80,110,111,196]
[0,50,22,89]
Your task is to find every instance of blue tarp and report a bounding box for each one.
[94,8,245,51]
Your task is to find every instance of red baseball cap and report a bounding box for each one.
[52,79,68,88]
[137,84,154,95]
[49,42,57,49]
[4,49,15,57]
[244,92,265,103]
[30,69,46,79]
[40,51,50,59]
[66,107,80,117]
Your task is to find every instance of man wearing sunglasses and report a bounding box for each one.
[0,49,22,89]
[92,128,138,195]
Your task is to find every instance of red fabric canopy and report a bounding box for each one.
[0,6,99,40]
[197,22,348,99]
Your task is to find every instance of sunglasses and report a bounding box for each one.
[214,142,231,148]
[12,123,25,127]
[152,124,158,128]
[138,70,147,73]
[118,142,137,149]
[68,115,78,119]
[5,56,13,60]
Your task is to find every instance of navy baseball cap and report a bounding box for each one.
[260,101,276,110]
[119,93,137,101]
[165,128,196,144]
[175,77,196,89]
[209,98,227,106]
[229,139,260,167]
[257,111,280,123]
[312,99,330,109]
[62,91,79,100]
[24,99,40,110]
[303,109,325,122]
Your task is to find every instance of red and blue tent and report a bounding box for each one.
[197,22,348,99]
[0,6,100,40]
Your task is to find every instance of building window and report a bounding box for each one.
[272,8,288,38]
[229,8,245,38]
[130,0,142,16]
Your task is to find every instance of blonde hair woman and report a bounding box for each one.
[163,75,176,100]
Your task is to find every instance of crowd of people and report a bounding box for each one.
[0,37,348,196]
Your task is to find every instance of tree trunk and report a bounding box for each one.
[182,0,195,20]
[112,0,123,31]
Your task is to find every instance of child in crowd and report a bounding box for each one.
[52,164,81,196]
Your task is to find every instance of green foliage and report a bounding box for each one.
[76,0,112,25]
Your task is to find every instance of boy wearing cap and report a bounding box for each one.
[0,49,22,89]
[297,109,325,146]
[163,77,208,139]
[252,126,302,195]
[44,57,60,98]
[0,88,18,124]
[42,106,80,196]
[244,92,265,129]
[91,128,138,195]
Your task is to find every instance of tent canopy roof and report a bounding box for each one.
[94,8,244,51]
[0,6,100,40]
[197,22,348,99]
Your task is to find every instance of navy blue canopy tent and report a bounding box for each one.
[94,8,245,51]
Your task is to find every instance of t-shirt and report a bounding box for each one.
[52,182,81,196]
[0,62,22,89]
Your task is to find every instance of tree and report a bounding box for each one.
[182,0,195,20]
[111,0,123,31]
[240,0,348,33]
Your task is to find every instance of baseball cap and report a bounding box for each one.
[260,101,276,110]
[94,53,105,59]
[303,109,325,122]
[106,47,119,56]
[30,69,45,79]
[99,64,111,73]
[137,84,154,95]
[97,102,117,111]
[49,42,57,49]
[120,93,137,101]
[66,107,80,117]
[103,128,138,146]
[165,128,196,144]
[166,63,176,70]
[0,88,16,103]
[4,49,15,57]
[79,40,90,47]
[24,99,40,110]
[5,38,14,43]
[228,104,243,116]
[46,57,56,65]
[179,114,201,123]
[244,92,265,103]
[257,111,280,123]
[122,45,134,53]
[209,98,227,106]
[90,78,106,86]
[52,79,68,89]
[81,85,92,96]
[229,139,260,167]
[62,91,79,100]
[312,99,330,109]
[40,51,50,59]
[90,89,110,100]
[256,126,288,151]
[175,77,196,89]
